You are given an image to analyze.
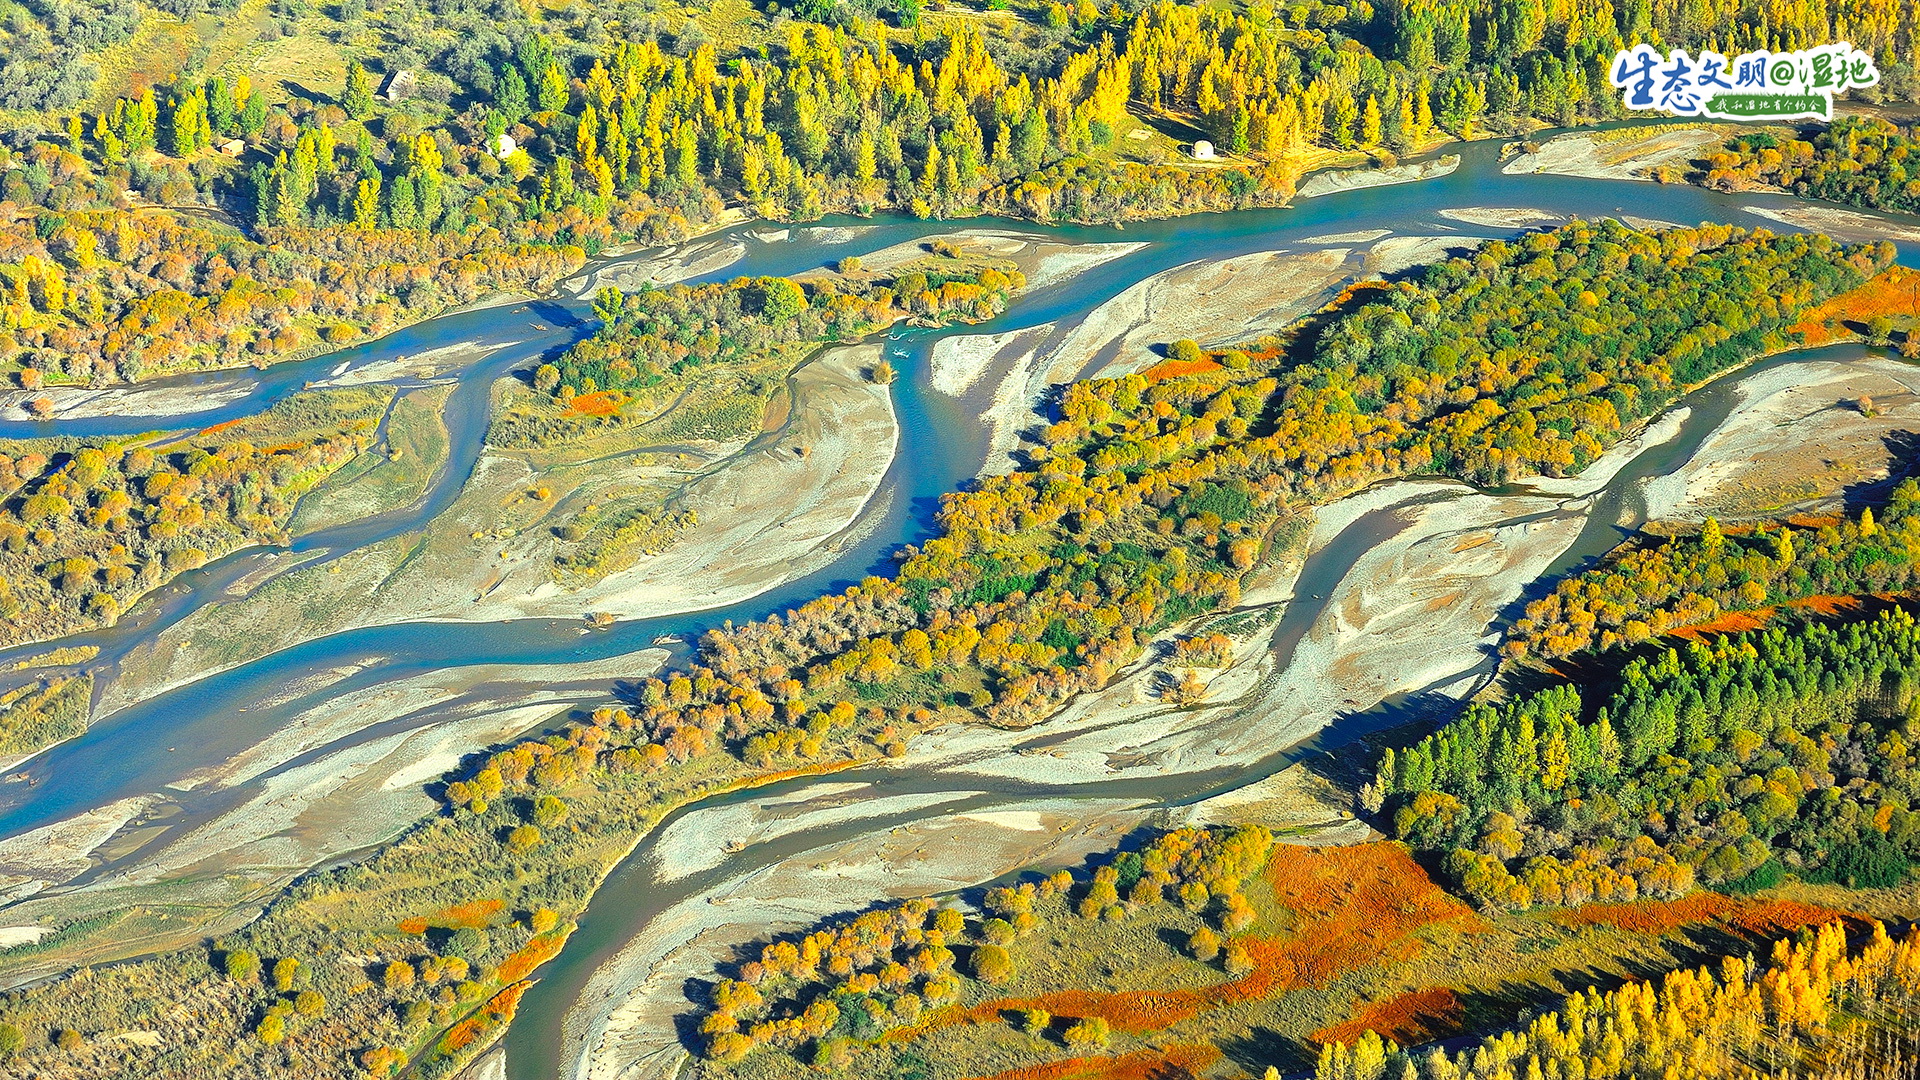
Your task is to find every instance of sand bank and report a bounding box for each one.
[0,379,255,421]
[561,237,748,297]
[1642,353,1920,521]
[1296,155,1461,199]
[1437,207,1566,228]
[1503,125,1728,180]
[1742,205,1920,243]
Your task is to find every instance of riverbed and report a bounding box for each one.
[0,127,1914,1080]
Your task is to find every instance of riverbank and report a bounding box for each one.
[96,343,900,716]
[1642,354,1920,521]
[1742,204,1920,243]
[556,368,1734,1080]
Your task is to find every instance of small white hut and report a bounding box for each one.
[1191,140,1216,160]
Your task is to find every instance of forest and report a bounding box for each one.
[1375,606,1920,907]
[1700,117,1920,215]
[4,0,1915,385]
[0,388,385,648]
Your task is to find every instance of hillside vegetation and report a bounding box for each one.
[3,0,1914,385]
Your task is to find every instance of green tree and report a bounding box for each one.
[1167,339,1206,365]
[224,948,260,983]
[343,61,375,121]
[537,62,569,114]
[970,943,1015,983]
[757,278,806,322]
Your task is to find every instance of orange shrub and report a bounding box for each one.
[965,1045,1220,1080]
[497,929,569,983]
[1789,266,1920,346]
[1141,356,1223,382]
[1311,987,1465,1047]
[567,390,624,417]
[1555,893,1856,936]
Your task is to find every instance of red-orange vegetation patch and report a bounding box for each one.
[497,928,569,984]
[1724,898,1865,937]
[1785,513,1845,529]
[933,989,1206,1037]
[197,417,244,438]
[964,1045,1220,1080]
[1141,356,1223,382]
[1790,266,1920,346]
[1792,594,1869,618]
[910,844,1476,1045]
[566,391,624,417]
[1255,843,1484,988]
[437,981,530,1056]
[435,898,505,929]
[399,898,504,935]
[1310,987,1465,1048]
[1555,893,1856,936]
[1669,594,1874,641]
[1668,608,1773,640]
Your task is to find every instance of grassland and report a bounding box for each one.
[287,383,453,535]
[703,834,1873,1080]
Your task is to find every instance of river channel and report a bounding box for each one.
[0,128,1916,1078]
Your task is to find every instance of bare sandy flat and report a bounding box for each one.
[504,343,898,620]
[562,237,748,297]
[1742,204,1920,243]
[1368,236,1481,275]
[1503,126,1728,180]
[1643,354,1920,520]
[1296,154,1461,199]
[1438,207,1567,228]
[1300,228,1392,244]
[0,926,49,949]
[929,323,1055,397]
[819,229,1145,294]
[0,380,254,421]
[311,339,513,387]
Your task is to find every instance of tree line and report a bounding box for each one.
[1374,606,1920,907]
[1515,486,1920,660]
[1319,920,1920,1080]
[1700,118,1920,216]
